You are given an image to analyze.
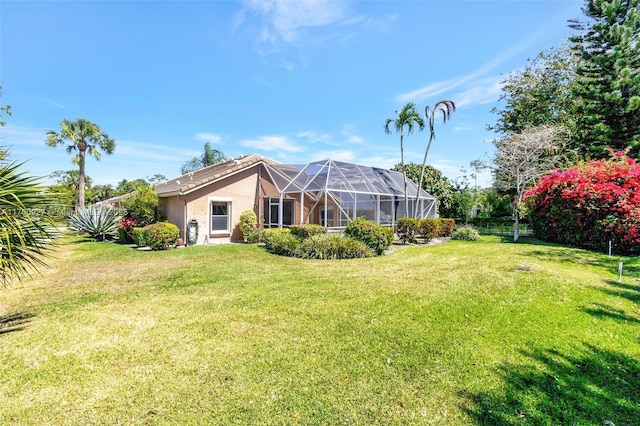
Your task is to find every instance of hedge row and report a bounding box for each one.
[396,218,455,244]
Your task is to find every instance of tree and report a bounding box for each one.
[115,178,149,196]
[91,184,116,204]
[46,169,93,209]
[492,125,568,242]
[384,103,425,217]
[569,0,640,158]
[394,162,457,218]
[46,119,115,211]
[414,100,456,218]
[147,174,167,184]
[489,46,577,135]
[181,143,226,174]
[468,159,489,192]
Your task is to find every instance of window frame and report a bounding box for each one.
[263,197,294,227]
[209,197,232,235]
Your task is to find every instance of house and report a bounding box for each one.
[154,154,437,245]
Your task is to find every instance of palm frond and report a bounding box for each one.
[0,155,58,285]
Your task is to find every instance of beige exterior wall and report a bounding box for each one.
[159,164,285,245]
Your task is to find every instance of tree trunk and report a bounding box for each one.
[78,148,86,211]
[513,207,520,243]
[414,133,434,219]
[400,132,409,218]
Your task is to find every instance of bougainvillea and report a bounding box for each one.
[524,153,640,255]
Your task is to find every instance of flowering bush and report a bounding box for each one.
[524,153,640,255]
[116,216,138,243]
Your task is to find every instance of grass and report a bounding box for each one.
[0,236,639,425]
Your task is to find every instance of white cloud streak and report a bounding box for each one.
[240,0,352,45]
[195,133,222,144]
[239,135,305,152]
[394,34,540,106]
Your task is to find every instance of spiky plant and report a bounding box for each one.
[68,206,123,241]
[0,149,57,285]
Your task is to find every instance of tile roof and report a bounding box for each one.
[154,153,278,196]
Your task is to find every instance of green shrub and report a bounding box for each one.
[382,226,395,247]
[134,222,180,250]
[438,218,455,237]
[396,217,419,244]
[418,218,440,242]
[451,225,480,241]
[261,228,301,257]
[239,210,260,243]
[121,185,159,227]
[344,217,392,255]
[132,227,146,247]
[290,224,327,240]
[300,234,373,259]
[67,206,124,241]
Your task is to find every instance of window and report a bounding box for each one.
[264,198,294,227]
[210,200,231,233]
[319,206,334,227]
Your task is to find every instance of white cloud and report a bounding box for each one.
[116,140,200,162]
[239,135,305,152]
[452,77,503,107]
[310,149,356,162]
[296,130,334,144]
[394,34,539,106]
[241,0,351,44]
[0,124,47,146]
[195,132,222,144]
[359,154,398,170]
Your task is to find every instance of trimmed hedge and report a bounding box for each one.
[261,228,301,257]
[300,234,373,259]
[133,222,180,250]
[344,217,393,255]
[289,224,327,240]
[438,218,455,237]
[418,218,440,242]
[396,217,419,244]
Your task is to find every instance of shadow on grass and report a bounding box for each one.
[581,280,640,324]
[600,280,640,304]
[462,344,640,425]
[0,312,35,335]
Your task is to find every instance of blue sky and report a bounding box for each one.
[1,0,584,188]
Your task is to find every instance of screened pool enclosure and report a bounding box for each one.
[263,159,437,229]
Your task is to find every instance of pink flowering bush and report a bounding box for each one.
[116,217,138,243]
[524,153,640,255]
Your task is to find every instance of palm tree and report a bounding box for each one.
[385,103,425,217]
[181,143,226,174]
[46,119,115,211]
[413,100,456,218]
[0,148,56,285]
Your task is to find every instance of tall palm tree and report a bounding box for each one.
[46,119,115,210]
[413,100,456,218]
[385,103,425,217]
[181,143,226,174]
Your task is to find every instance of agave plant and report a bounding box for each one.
[0,149,57,285]
[68,206,124,240]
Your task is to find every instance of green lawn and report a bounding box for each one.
[1,236,639,425]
